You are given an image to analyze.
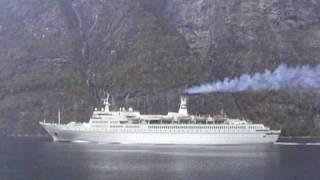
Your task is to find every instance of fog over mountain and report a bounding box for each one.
[0,0,320,136]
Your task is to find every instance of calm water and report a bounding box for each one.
[0,137,320,180]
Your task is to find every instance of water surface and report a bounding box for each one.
[0,137,319,180]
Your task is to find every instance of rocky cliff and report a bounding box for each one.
[0,0,320,136]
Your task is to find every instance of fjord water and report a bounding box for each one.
[0,137,319,180]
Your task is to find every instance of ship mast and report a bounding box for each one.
[103,92,110,113]
[58,109,61,124]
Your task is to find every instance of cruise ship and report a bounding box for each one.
[40,94,280,144]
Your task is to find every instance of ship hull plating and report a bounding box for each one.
[41,124,279,145]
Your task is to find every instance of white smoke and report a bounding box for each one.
[184,64,320,94]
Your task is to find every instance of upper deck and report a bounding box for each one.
[85,95,272,132]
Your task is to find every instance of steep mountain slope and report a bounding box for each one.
[0,0,319,135]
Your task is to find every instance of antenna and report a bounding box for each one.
[106,92,110,100]
[43,110,46,123]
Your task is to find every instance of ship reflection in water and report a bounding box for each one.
[0,137,320,180]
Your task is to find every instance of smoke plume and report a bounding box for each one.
[184,64,320,94]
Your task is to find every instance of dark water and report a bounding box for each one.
[0,137,320,180]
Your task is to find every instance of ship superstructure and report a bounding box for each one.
[40,94,280,144]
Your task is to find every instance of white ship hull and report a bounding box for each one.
[41,123,279,145]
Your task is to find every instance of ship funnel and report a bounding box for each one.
[178,96,188,116]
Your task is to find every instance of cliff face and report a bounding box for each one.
[165,0,320,76]
[0,0,320,135]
